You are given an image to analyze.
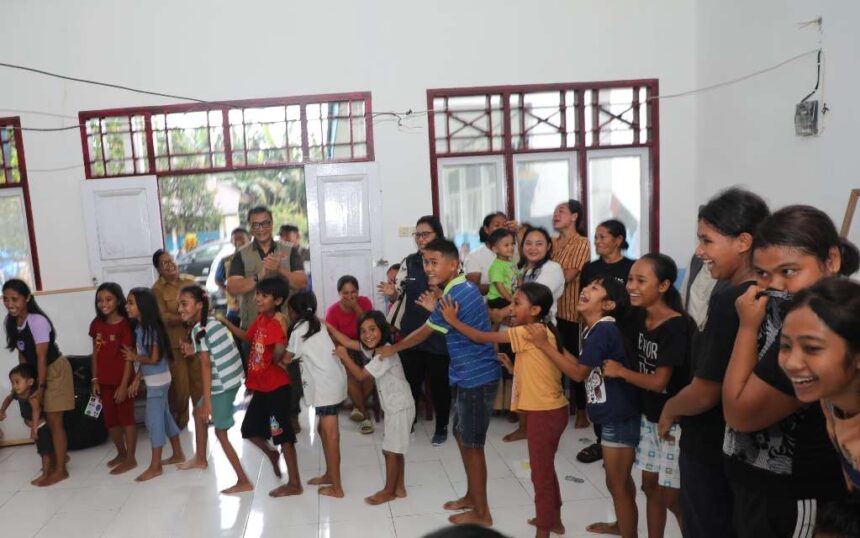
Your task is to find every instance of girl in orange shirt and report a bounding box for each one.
[440,282,568,538]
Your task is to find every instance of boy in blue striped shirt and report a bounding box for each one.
[381,238,500,526]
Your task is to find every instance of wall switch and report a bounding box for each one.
[398,226,413,237]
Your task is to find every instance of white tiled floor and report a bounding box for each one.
[0,403,682,538]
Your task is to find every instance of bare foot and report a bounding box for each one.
[177,459,208,471]
[449,510,493,526]
[502,428,527,442]
[267,450,282,478]
[365,490,397,505]
[30,472,49,486]
[585,521,620,535]
[221,481,254,495]
[307,474,333,485]
[529,517,566,535]
[269,483,303,497]
[135,467,163,482]
[319,485,344,498]
[106,453,126,467]
[162,453,185,465]
[443,496,473,511]
[110,460,138,475]
[395,488,407,498]
[574,413,590,429]
[38,472,69,487]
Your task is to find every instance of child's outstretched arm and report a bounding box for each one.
[121,342,161,365]
[603,361,673,393]
[29,394,42,439]
[379,324,433,358]
[438,297,510,345]
[325,322,361,351]
[336,346,370,382]
[0,393,12,421]
[524,324,589,381]
[215,312,249,342]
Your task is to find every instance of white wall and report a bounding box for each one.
[1,0,698,290]
[695,1,860,225]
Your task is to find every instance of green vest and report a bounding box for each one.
[236,240,296,329]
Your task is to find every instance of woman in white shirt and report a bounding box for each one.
[519,226,565,323]
[464,212,507,295]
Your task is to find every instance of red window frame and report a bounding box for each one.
[0,117,42,289]
[78,92,374,179]
[427,80,660,252]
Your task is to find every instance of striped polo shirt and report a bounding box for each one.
[552,234,591,322]
[192,318,244,394]
[427,275,501,389]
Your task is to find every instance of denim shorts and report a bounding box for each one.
[451,380,499,449]
[600,415,641,449]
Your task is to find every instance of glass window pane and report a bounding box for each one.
[515,159,572,231]
[438,161,504,253]
[587,154,643,258]
[0,192,36,289]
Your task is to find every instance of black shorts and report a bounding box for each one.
[241,385,297,446]
[487,297,511,310]
[34,424,53,456]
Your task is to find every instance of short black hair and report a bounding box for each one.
[247,205,273,222]
[151,248,167,268]
[256,276,289,304]
[337,275,359,291]
[9,363,36,380]
[486,228,514,247]
[816,496,860,538]
[422,524,510,538]
[388,263,401,273]
[415,215,445,239]
[423,238,459,261]
[698,187,769,238]
[231,227,250,237]
[279,224,299,236]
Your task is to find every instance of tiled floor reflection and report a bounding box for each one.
[0,396,681,537]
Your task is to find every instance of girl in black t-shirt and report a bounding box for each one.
[603,253,690,538]
[722,206,857,537]
[658,187,769,538]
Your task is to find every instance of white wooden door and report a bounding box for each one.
[305,163,386,314]
[81,176,164,292]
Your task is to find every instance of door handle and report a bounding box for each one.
[374,258,389,267]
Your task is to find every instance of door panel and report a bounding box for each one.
[306,163,385,313]
[81,176,164,289]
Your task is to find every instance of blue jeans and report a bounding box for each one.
[451,381,498,448]
[146,383,180,449]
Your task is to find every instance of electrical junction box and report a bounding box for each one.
[795,100,819,136]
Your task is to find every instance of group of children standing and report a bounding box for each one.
[2,186,859,538]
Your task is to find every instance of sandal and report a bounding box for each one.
[350,409,365,422]
[576,443,602,464]
[359,419,374,434]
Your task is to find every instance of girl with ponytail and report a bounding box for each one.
[176,284,251,494]
[720,205,855,537]
[284,290,347,498]
[602,252,691,537]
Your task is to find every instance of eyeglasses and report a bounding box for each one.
[250,220,273,230]
[412,231,434,239]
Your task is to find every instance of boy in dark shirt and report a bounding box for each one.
[0,364,54,484]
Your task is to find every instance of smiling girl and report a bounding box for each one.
[722,205,858,537]
[778,277,860,492]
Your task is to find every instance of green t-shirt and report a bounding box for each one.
[487,258,516,301]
